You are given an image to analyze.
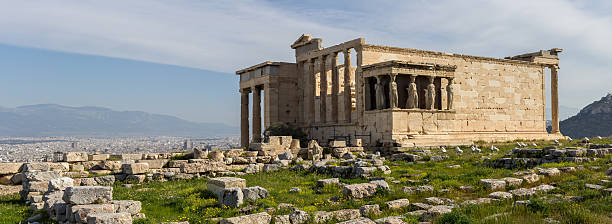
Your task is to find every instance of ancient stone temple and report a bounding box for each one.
[235,34,564,148]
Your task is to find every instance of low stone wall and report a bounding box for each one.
[489,146,611,169]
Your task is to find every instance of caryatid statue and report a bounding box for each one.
[389,74,398,108]
[446,77,455,110]
[375,76,385,109]
[406,75,418,109]
[426,76,436,110]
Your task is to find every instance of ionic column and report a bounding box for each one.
[252,86,262,143]
[319,55,327,123]
[551,65,560,133]
[240,89,249,148]
[331,52,339,123]
[343,49,352,122]
[296,61,304,124]
[308,59,316,124]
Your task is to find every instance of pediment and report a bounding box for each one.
[291,34,313,49]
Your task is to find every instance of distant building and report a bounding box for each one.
[71,142,78,149]
[184,139,193,150]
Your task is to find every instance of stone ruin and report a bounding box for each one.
[19,163,142,223]
[489,144,611,169]
[0,135,397,222]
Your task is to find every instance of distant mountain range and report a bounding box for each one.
[0,104,237,137]
[560,93,612,138]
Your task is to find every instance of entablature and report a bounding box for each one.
[362,60,456,78]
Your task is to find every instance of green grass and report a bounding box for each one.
[0,193,33,223]
[2,138,612,223]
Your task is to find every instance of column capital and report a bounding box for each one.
[344,48,352,55]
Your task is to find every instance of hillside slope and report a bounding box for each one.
[560,93,612,138]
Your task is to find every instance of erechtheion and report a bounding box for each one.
[235,34,564,148]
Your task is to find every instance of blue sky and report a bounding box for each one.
[0,0,611,125]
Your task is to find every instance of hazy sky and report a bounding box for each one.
[0,0,610,126]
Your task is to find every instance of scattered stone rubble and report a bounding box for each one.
[2,137,610,223]
[489,146,611,168]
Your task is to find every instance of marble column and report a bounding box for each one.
[296,61,304,124]
[308,59,316,124]
[240,89,249,148]
[331,52,339,123]
[320,55,327,123]
[551,65,560,133]
[389,74,398,108]
[343,48,352,123]
[252,86,262,143]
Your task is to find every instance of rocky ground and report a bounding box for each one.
[1,137,611,224]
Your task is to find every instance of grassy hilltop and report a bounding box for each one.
[2,138,611,224]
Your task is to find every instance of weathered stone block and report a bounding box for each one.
[43,190,64,211]
[219,212,271,224]
[289,209,310,224]
[350,139,363,147]
[180,160,226,173]
[112,200,141,215]
[63,186,113,205]
[330,140,347,148]
[64,152,88,162]
[24,181,49,192]
[207,177,246,196]
[337,217,375,224]
[242,186,269,202]
[488,191,513,200]
[111,154,142,161]
[537,168,560,176]
[522,173,540,184]
[343,183,378,199]
[24,171,61,182]
[218,188,243,208]
[224,149,244,158]
[69,204,116,223]
[317,178,340,188]
[94,175,116,186]
[136,159,168,169]
[86,212,132,224]
[278,152,293,160]
[386,198,410,209]
[122,163,149,175]
[359,204,381,216]
[48,177,74,191]
[331,209,361,221]
[502,177,523,187]
[0,162,23,175]
[209,151,225,161]
[89,154,109,161]
[480,179,506,190]
[194,148,209,159]
[126,174,146,183]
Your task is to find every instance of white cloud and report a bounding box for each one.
[0,0,610,108]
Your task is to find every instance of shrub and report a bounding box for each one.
[438,210,474,224]
[527,198,549,214]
